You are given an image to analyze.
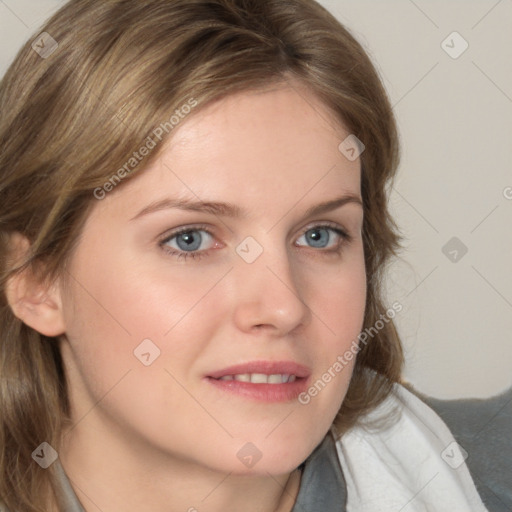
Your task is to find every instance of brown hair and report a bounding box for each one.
[0,0,403,509]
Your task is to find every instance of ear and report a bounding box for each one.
[5,233,66,337]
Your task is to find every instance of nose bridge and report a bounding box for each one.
[231,234,311,334]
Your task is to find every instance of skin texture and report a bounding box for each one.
[24,83,366,511]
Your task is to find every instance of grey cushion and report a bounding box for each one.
[417,385,512,512]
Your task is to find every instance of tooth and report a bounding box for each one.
[268,374,283,384]
[220,375,233,381]
[235,374,251,382]
[282,374,290,383]
[288,375,296,383]
[250,373,268,384]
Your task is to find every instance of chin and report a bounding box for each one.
[215,429,325,476]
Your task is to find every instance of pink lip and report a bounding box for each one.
[205,360,311,403]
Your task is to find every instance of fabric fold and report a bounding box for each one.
[335,383,489,512]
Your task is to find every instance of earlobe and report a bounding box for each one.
[5,234,66,337]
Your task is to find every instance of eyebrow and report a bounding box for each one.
[130,194,363,221]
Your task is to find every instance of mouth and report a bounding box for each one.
[205,361,310,402]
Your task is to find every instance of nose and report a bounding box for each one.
[231,244,311,336]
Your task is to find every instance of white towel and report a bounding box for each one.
[335,383,489,511]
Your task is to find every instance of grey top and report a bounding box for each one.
[51,386,512,511]
[291,431,346,511]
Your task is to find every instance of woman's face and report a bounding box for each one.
[58,83,366,475]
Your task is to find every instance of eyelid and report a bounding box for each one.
[159,223,215,244]
[299,220,350,238]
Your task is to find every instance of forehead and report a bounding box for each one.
[96,85,361,221]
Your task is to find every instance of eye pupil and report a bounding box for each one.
[306,228,329,248]
[177,231,202,251]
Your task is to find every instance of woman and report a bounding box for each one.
[0,1,506,511]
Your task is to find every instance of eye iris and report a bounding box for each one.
[307,228,330,248]
[176,231,202,251]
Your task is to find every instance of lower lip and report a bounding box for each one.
[205,377,309,402]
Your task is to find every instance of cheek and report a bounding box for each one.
[60,250,231,395]
[297,247,366,404]
[310,246,367,342]
[59,261,224,446]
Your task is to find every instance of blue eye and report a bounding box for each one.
[161,227,214,260]
[296,226,346,250]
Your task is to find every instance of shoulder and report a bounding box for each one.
[335,382,487,511]
[406,383,512,512]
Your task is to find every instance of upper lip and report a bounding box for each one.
[207,360,311,379]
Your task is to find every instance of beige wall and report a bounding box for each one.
[317,0,512,399]
[1,0,510,399]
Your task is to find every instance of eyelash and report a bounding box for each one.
[158,222,352,262]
